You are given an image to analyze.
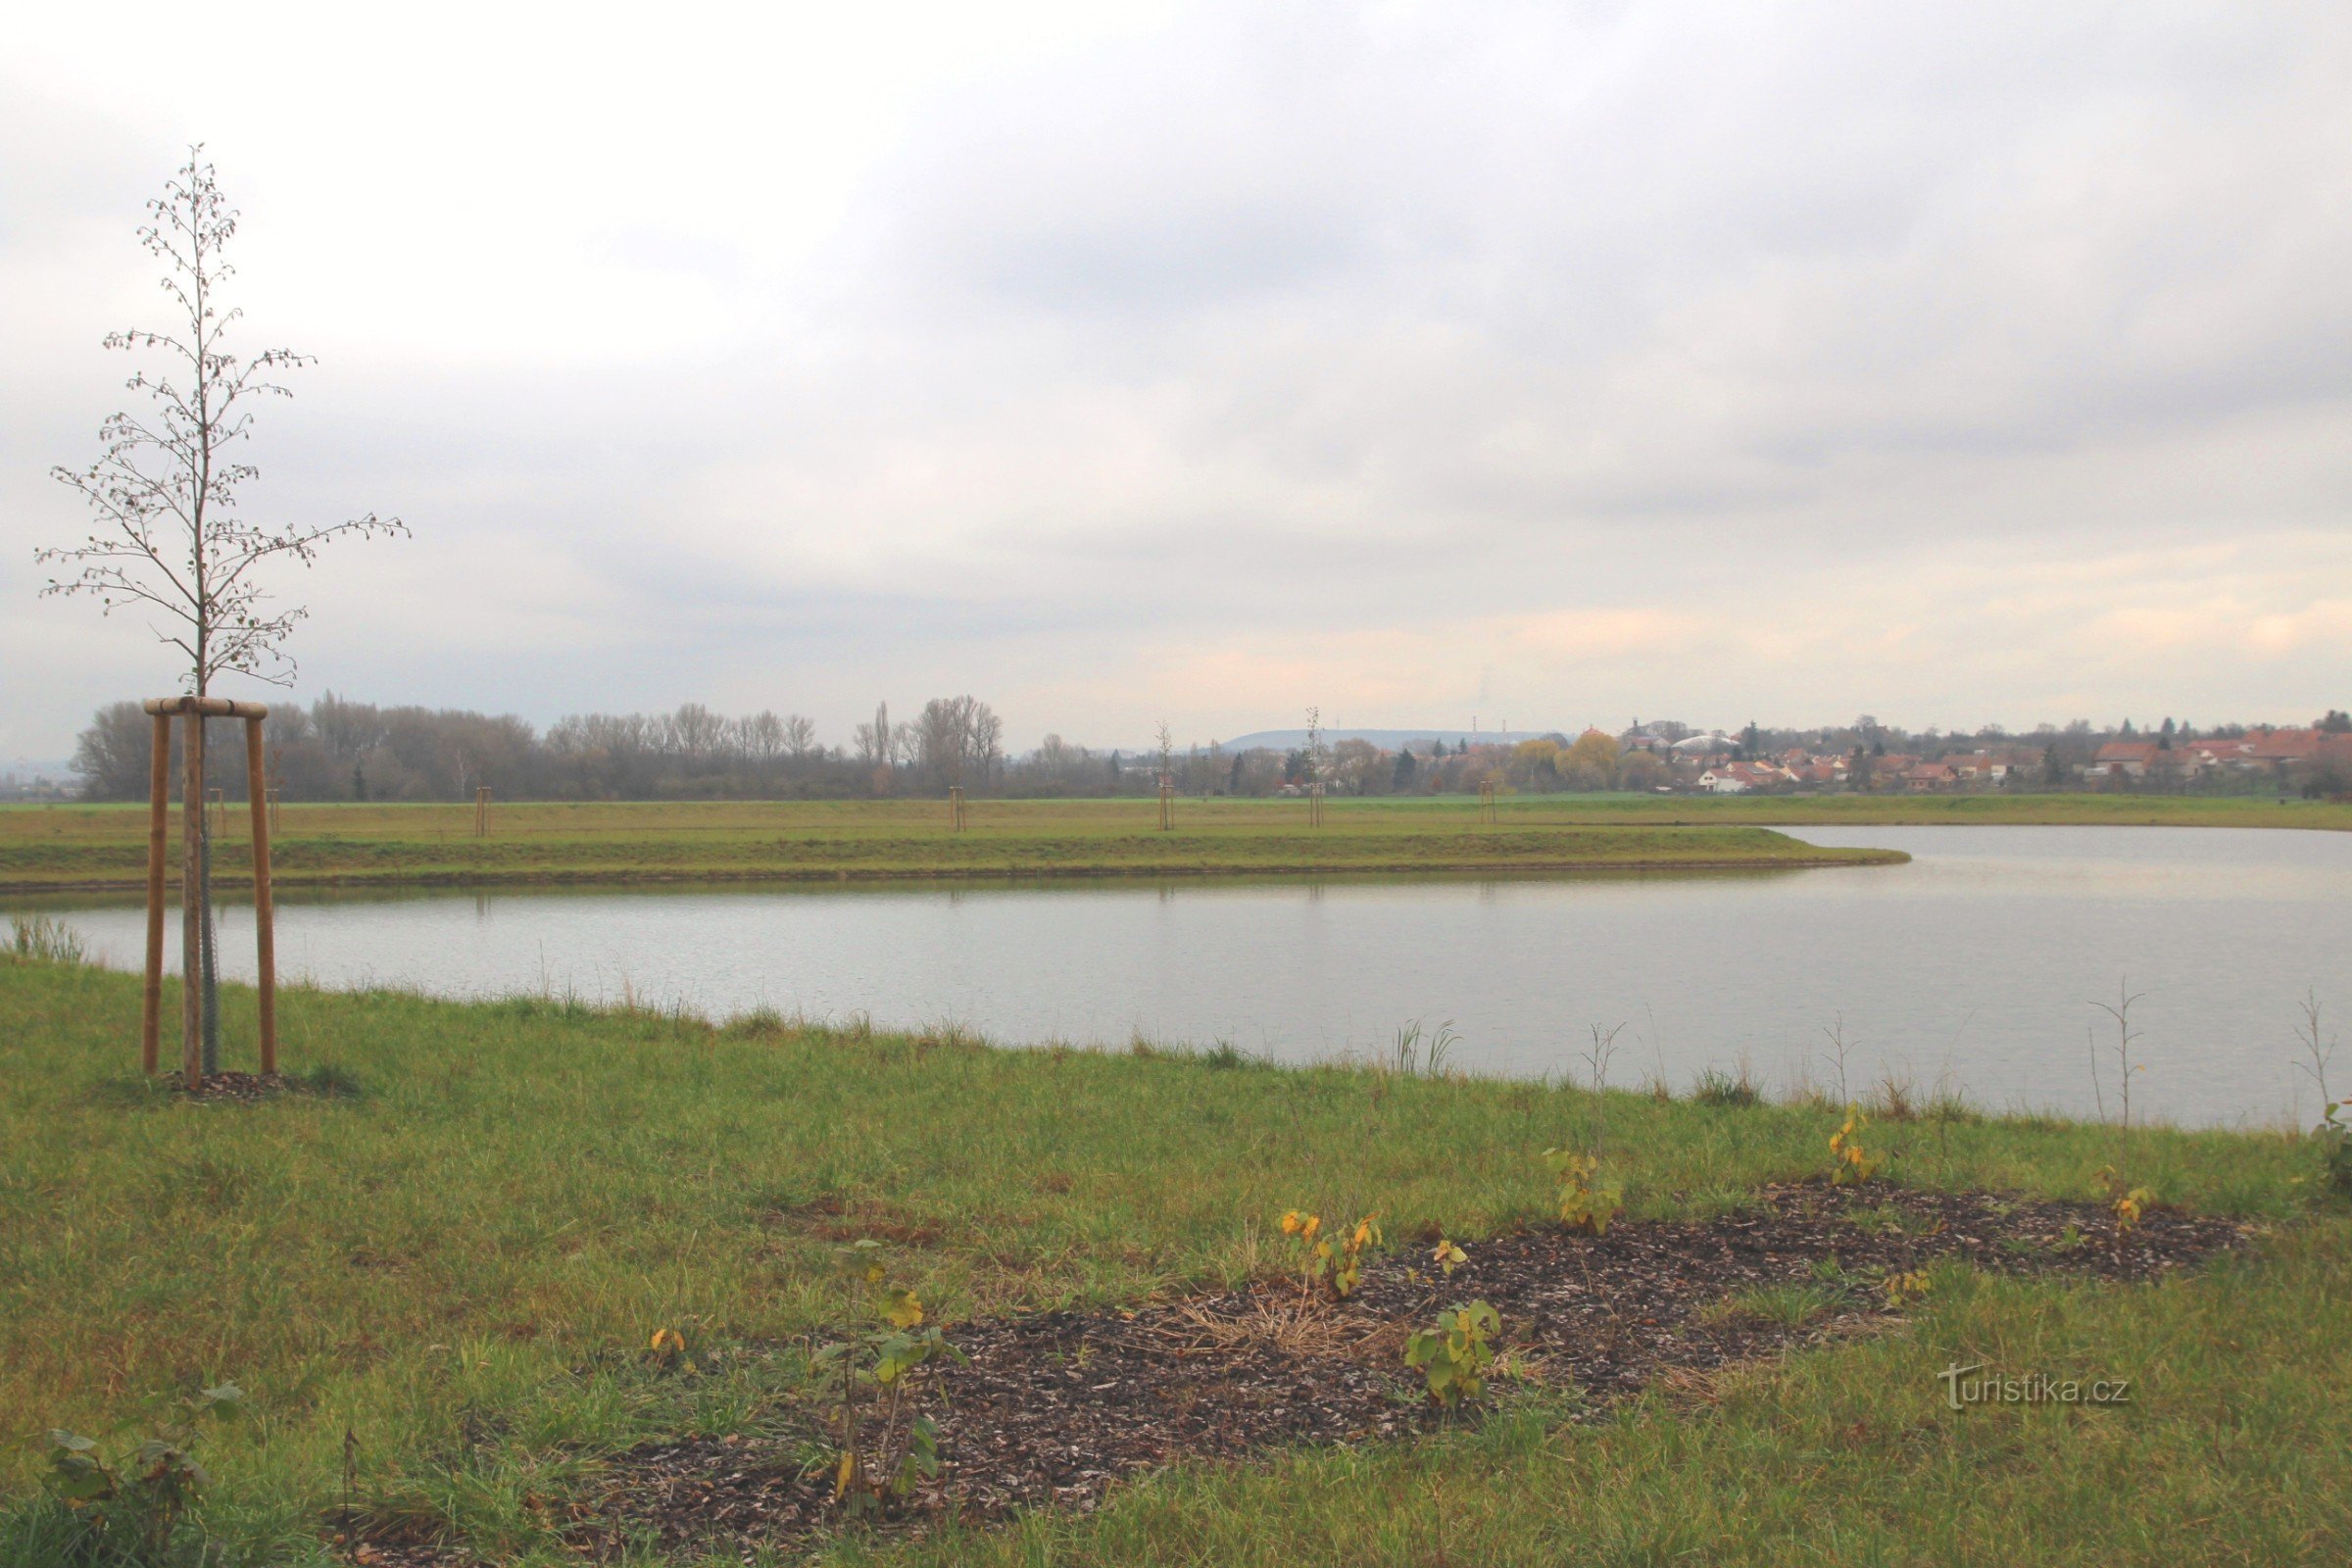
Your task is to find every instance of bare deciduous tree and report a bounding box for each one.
[37,147,406,1075]
[856,702,892,770]
[38,147,407,692]
[916,695,1004,793]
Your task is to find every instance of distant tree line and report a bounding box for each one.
[60,698,2352,803]
[66,695,1002,803]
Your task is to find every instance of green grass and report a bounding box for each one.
[2,954,2344,1565]
[0,797,1921,894]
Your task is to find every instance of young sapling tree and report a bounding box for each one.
[38,148,406,1068]
[41,150,408,693]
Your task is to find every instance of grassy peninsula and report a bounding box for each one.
[0,797,1907,895]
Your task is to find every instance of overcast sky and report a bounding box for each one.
[6,1,2350,760]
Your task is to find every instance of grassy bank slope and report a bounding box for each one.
[0,798,1902,894]
[3,956,2346,1564]
[1479,791,2352,831]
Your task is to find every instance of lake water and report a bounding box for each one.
[17,826,2347,1128]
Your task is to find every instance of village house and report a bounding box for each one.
[1698,760,1796,794]
[1948,751,2030,784]
[2088,740,2162,778]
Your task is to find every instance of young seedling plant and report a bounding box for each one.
[811,1240,965,1515]
[1404,1301,1501,1407]
[2294,992,2352,1198]
[1280,1210,1381,1300]
[1543,1149,1624,1235]
[2096,1166,2155,1238]
[1830,1104,1881,1185]
[1543,1021,1629,1235]
[45,1383,243,1565]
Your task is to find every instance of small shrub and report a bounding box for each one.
[1879,1268,1933,1309]
[41,1384,243,1566]
[1829,1104,1881,1185]
[2316,1101,2352,1197]
[2295,995,2349,1197]
[647,1327,690,1371]
[813,1241,965,1514]
[1430,1238,1467,1279]
[1404,1301,1500,1406]
[1541,1149,1623,1236]
[1280,1210,1381,1299]
[2096,1166,2154,1234]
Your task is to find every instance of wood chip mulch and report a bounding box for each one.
[360,1182,2247,1565]
[169,1070,299,1103]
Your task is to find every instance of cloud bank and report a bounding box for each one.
[5,1,2349,758]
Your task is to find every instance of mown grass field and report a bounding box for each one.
[0,797,1916,894]
[4,952,2347,1565]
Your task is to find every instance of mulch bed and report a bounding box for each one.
[170,1070,299,1103]
[361,1182,2247,1565]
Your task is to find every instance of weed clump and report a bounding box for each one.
[37,1383,242,1566]
[1691,1066,1760,1107]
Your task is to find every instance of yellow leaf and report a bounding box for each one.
[885,1290,924,1329]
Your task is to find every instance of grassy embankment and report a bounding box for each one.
[3,952,2348,1565]
[0,797,1912,896]
[5,793,2344,897]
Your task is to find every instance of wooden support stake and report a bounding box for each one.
[180,711,203,1091]
[1158,779,1174,830]
[208,786,227,841]
[268,788,282,834]
[1308,783,1324,826]
[245,716,277,1076]
[948,785,966,831]
[1479,778,1497,824]
[141,712,171,1075]
[474,785,492,838]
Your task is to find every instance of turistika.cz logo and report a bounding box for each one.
[1936,1362,2132,1411]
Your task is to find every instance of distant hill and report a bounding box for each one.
[1213,728,1557,753]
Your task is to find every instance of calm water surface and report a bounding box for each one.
[21,826,2348,1127]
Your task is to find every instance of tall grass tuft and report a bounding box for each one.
[1692,1063,1761,1107]
[5,915,87,966]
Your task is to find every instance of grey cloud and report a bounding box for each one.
[7,2,2352,756]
